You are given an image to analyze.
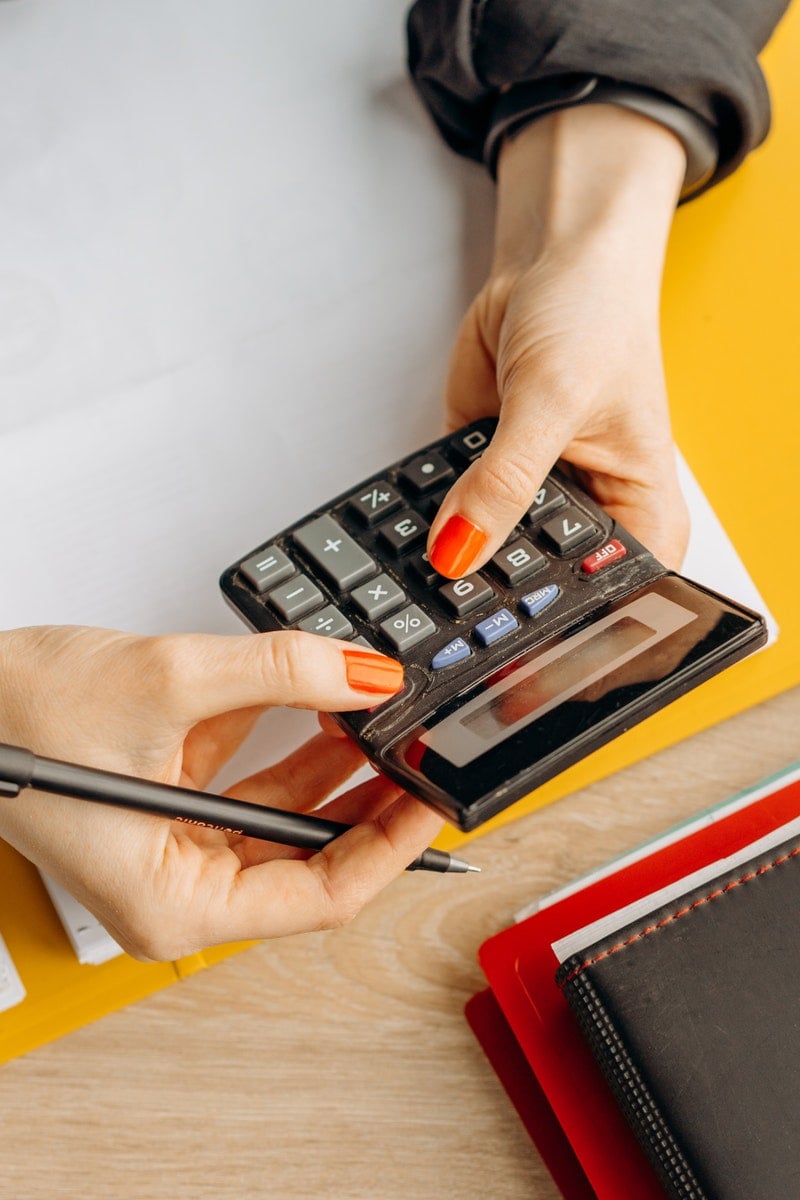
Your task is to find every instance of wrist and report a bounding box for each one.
[492,104,686,283]
[0,631,23,743]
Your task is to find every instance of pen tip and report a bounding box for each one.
[466,863,482,873]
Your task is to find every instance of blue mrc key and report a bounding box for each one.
[431,636,472,670]
[475,608,519,647]
[520,584,560,618]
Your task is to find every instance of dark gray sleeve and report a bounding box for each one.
[407,0,791,190]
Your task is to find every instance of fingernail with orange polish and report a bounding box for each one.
[343,649,404,695]
[429,514,488,578]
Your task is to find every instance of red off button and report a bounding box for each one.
[581,539,627,574]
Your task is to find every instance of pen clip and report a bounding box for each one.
[0,780,21,798]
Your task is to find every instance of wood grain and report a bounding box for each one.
[1,687,798,1200]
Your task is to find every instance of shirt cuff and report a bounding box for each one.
[484,75,719,201]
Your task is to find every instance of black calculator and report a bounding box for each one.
[220,419,767,831]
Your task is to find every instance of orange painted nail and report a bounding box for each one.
[342,649,404,695]
[429,514,488,578]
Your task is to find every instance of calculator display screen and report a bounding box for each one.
[388,575,762,822]
[417,592,696,769]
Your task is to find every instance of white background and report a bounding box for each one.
[0,0,496,633]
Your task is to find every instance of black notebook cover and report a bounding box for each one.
[556,835,800,1200]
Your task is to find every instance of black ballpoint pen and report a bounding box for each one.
[0,743,480,875]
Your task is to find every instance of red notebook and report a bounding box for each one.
[468,763,800,1199]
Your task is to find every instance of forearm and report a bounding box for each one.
[492,105,686,292]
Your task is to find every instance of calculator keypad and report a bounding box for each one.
[431,636,472,670]
[298,605,354,638]
[240,545,294,592]
[408,551,439,588]
[541,506,598,554]
[419,488,449,520]
[293,515,376,590]
[491,538,546,585]
[379,605,437,652]
[581,539,628,574]
[398,451,455,495]
[268,574,324,621]
[347,481,403,526]
[528,481,566,523]
[377,510,429,557]
[448,425,492,467]
[228,418,648,707]
[519,583,560,618]
[351,573,407,620]
[475,608,519,647]
[437,574,494,618]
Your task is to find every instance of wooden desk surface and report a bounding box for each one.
[1,686,797,1200]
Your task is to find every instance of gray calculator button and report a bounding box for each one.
[409,550,439,588]
[240,545,294,593]
[379,605,437,653]
[351,573,406,621]
[347,481,403,526]
[268,574,324,621]
[293,514,376,590]
[491,538,547,585]
[421,488,449,520]
[398,451,455,495]
[541,506,598,555]
[528,481,566,523]
[449,425,492,467]
[377,509,429,557]
[438,574,494,617]
[298,605,353,638]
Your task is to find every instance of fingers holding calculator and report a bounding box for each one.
[436,107,693,577]
[222,419,766,832]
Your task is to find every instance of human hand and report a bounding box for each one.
[428,104,690,579]
[0,625,442,959]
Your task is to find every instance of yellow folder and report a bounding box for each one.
[3,8,800,1064]
[0,839,253,1063]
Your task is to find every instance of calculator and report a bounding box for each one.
[220,419,767,831]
